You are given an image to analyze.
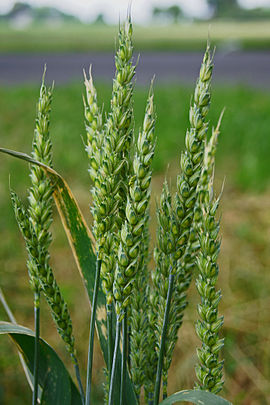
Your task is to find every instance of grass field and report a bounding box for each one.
[1,20,270,52]
[1,81,270,404]
[1,81,270,195]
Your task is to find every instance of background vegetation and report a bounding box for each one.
[1,0,270,52]
[1,21,270,52]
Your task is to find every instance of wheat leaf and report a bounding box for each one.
[0,321,81,405]
[159,389,232,405]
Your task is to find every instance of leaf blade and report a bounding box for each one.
[0,287,42,399]
[159,389,232,405]
[0,321,82,405]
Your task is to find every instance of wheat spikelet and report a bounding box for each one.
[129,227,151,398]
[195,190,224,394]
[11,191,76,358]
[87,19,136,305]
[113,86,155,319]
[151,44,214,395]
[84,65,104,184]
[11,78,78,362]
[28,75,53,284]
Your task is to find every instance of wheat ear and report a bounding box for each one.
[113,86,155,321]
[162,44,214,394]
[195,189,224,394]
[11,78,84,401]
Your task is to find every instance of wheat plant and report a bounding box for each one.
[0,16,232,405]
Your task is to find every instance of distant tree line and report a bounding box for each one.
[2,0,270,26]
[152,0,270,23]
[207,0,270,19]
[0,2,80,24]
[152,5,183,23]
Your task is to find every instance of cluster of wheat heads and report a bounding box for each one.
[0,17,231,405]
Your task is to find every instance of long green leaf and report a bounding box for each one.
[0,321,81,405]
[159,389,232,405]
[0,147,137,405]
[0,287,40,398]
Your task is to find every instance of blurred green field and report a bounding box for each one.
[1,81,270,404]
[1,20,270,52]
[1,81,269,196]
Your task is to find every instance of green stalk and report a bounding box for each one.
[106,302,113,378]
[127,324,131,370]
[120,311,127,405]
[108,320,121,405]
[148,392,154,405]
[0,287,16,323]
[163,381,168,400]
[73,358,85,405]
[85,258,101,405]
[32,291,40,405]
[153,273,175,405]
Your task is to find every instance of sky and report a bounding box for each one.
[1,0,270,23]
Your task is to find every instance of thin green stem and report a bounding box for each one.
[73,358,85,405]
[148,392,154,405]
[108,320,121,405]
[163,381,168,399]
[85,258,101,405]
[153,273,175,405]
[106,302,113,378]
[120,311,127,405]
[127,323,131,370]
[32,291,40,405]
[0,287,16,323]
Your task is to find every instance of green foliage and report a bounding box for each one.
[159,389,232,404]
[1,1,80,24]
[0,321,81,404]
[0,18,232,405]
[207,0,240,19]
[2,82,269,205]
[152,5,183,24]
[2,21,270,52]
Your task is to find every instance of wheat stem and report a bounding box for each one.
[153,272,175,405]
[32,291,40,405]
[0,287,16,323]
[120,311,127,405]
[106,303,113,377]
[85,258,101,405]
[108,320,121,405]
[73,357,85,405]
[148,392,154,405]
[127,323,131,370]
